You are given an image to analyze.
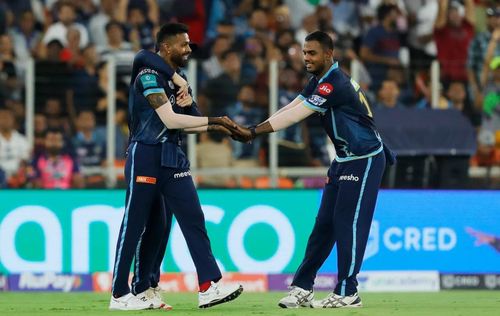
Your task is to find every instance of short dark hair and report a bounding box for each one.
[305,31,334,51]
[377,4,398,22]
[156,23,189,45]
[105,20,123,33]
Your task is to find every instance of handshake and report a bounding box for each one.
[208,116,256,143]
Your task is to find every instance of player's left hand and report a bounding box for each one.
[176,93,193,107]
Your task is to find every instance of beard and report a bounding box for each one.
[172,52,189,68]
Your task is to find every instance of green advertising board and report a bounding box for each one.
[0,190,321,274]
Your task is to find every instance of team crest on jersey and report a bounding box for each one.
[169,94,176,105]
[318,83,333,95]
[168,80,175,89]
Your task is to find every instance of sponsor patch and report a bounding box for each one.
[173,171,191,179]
[140,74,158,89]
[136,176,157,184]
[308,95,327,106]
[168,80,175,89]
[318,83,333,95]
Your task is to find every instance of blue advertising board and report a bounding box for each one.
[320,190,500,273]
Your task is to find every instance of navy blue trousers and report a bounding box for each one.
[112,142,222,297]
[292,151,385,296]
[130,194,173,294]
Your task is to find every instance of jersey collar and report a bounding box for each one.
[318,61,339,83]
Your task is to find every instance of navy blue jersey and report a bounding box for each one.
[299,62,382,161]
[127,50,201,168]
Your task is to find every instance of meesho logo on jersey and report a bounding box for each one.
[339,174,359,181]
[174,171,191,179]
[318,83,333,95]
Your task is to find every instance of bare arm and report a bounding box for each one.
[264,96,303,122]
[147,92,237,130]
[480,30,500,87]
[146,0,159,25]
[261,102,316,133]
[434,0,448,30]
[464,0,475,25]
[115,0,128,23]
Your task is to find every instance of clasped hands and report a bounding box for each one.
[209,116,255,143]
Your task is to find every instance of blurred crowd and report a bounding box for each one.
[0,0,499,189]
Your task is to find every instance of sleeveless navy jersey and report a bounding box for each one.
[299,62,383,161]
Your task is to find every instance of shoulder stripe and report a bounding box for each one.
[143,88,165,97]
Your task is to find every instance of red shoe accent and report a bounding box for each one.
[199,281,211,293]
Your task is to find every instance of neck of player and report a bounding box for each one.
[316,60,334,79]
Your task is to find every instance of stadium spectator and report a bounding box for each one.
[227,84,263,165]
[43,1,89,49]
[72,110,106,167]
[29,128,84,189]
[277,67,311,167]
[0,34,19,105]
[60,26,84,67]
[478,56,500,150]
[72,110,106,186]
[43,97,72,136]
[0,107,30,185]
[98,20,136,69]
[88,0,114,48]
[375,79,405,108]
[328,0,361,40]
[196,132,234,187]
[295,13,319,45]
[360,3,402,92]
[467,6,500,107]
[9,10,42,63]
[445,81,481,127]
[33,113,47,156]
[71,44,101,112]
[405,0,438,72]
[434,0,475,83]
[125,5,155,50]
[203,49,245,116]
[272,4,292,34]
[201,34,231,80]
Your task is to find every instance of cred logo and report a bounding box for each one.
[318,83,333,95]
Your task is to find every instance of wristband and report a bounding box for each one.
[250,126,257,138]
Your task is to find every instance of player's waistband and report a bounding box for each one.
[334,144,383,163]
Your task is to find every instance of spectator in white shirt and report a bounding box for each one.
[0,107,30,178]
[42,1,89,49]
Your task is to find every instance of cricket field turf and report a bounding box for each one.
[0,291,499,316]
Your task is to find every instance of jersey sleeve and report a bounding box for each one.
[302,81,335,114]
[135,69,166,98]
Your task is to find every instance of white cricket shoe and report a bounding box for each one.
[198,281,243,308]
[311,292,362,308]
[109,292,155,310]
[151,286,173,310]
[278,286,314,308]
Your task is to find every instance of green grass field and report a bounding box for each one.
[1,292,499,316]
